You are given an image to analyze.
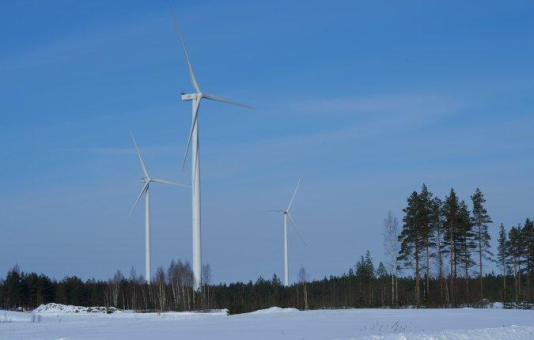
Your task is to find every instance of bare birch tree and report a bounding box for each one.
[202,264,212,309]
[383,211,400,307]
[109,270,124,307]
[297,267,309,310]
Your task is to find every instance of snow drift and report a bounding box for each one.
[250,307,300,314]
[33,303,121,314]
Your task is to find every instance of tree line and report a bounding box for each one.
[394,185,533,307]
[0,185,532,312]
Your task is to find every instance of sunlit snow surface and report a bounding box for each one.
[1,306,533,340]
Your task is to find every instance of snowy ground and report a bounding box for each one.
[1,306,533,340]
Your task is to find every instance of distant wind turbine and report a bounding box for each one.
[170,8,254,291]
[269,179,306,287]
[128,133,188,284]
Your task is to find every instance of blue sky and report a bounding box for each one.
[1,0,533,284]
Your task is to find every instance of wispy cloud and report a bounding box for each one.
[0,13,165,71]
[83,144,179,156]
[290,93,463,120]
[250,93,465,146]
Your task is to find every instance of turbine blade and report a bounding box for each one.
[257,210,283,214]
[287,178,301,212]
[202,93,254,109]
[128,183,149,219]
[131,133,149,178]
[181,99,201,171]
[169,6,201,93]
[151,178,190,187]
[288,213,307,246]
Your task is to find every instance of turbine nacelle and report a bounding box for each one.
[181,93,199,101]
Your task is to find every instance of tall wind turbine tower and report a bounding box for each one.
[270,179,306,287]
[128,133,188,284]
[170,9,253,291]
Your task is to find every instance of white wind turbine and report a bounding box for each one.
[128,133,188,284]
[170,9,254,291]
[269,179,306,287]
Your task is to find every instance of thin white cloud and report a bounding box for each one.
[0,12,166,71]
[83,144,178,156]
[290,93,463,119]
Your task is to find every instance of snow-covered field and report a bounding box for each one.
[0,305,533,340]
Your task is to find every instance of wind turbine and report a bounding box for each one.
[128,133,188,284]
[170,8,254,291]
[270,179,306,287]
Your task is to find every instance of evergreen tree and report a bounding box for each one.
[507,225,526,301]
[442,189,462,305]
[430,197,446,305]
[471,188,493,299]
[355,251,375,305]
[3,265,28,309]
[523,219,534,300]
[376,262,388,306]
[365,251,375,279]
[418,184,435,303]
[377,262,387,278]
[497,223,509,300]
[398,191,426,306]
[457,200,476,300]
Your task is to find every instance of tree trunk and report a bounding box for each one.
[395,275,398,307]
[303,283,308,310]
[391,275,395,307]
[415,252,421,307]
[450,231,455,305]
[464,238,470,301]
[425,245,430,304]
[478,229,484,299]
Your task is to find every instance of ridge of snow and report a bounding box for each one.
[33,303,121,314]
[250,307,300,314]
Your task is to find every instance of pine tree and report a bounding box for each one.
[497,223,509,300]
[430,197,446,305]
[418,184,435,304]
[398,191,426,306]
[442,189,462,305]
[471,188,493,299]
[457,200,476,301]
[523,219,534,300]
[507,225,525,301]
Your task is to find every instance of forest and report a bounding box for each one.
[1,185,532,313]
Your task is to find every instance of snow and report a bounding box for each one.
[251,306,300,314]
[33,303,121,314]
[0,306,533,339]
